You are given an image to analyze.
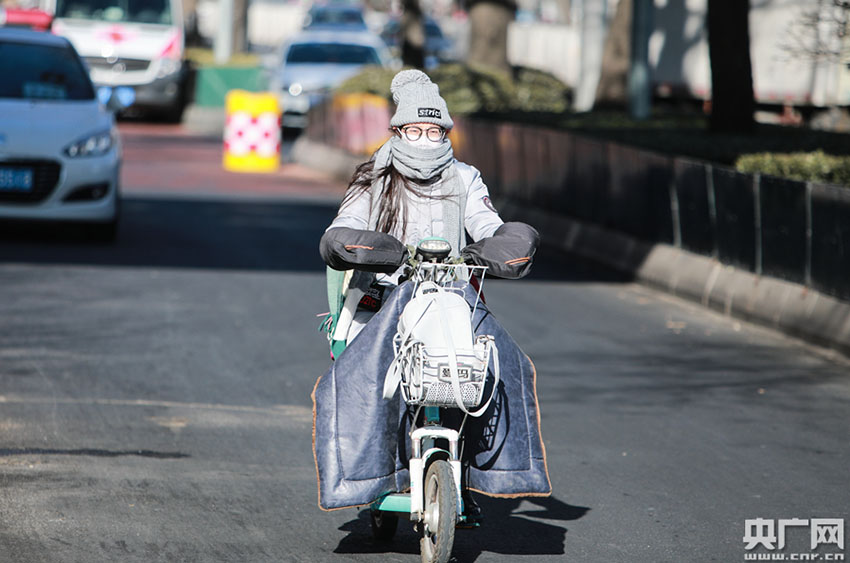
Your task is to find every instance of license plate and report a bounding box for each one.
[0,167,34,192]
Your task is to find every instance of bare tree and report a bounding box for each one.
[706,0,755,133]
[233,0,249,52]
[556,0,572,23]
[783,0,850,63]
[595,0,631,107]
[466,0,516,74]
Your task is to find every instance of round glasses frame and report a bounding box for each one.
[397,125,446,142]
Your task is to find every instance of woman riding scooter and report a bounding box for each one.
[314,70,550,522]
[320,69,538,337]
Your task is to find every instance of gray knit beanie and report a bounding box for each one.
[389,69,453,130]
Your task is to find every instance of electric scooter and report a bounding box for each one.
[370,237,499,563]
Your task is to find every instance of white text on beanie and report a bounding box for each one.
[389,69,453,130]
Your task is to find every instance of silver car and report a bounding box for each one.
[270,29,393,129]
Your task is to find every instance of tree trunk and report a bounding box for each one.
[558,0,572,23]
[233,0,248,53]
[182,0,202,46]
[595,0,631,107]
[466,0,515,74]
[707,0,755,133]
[628,0,653,119]
[401,0,426,69]
[573,0,607,111]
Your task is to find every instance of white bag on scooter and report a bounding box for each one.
[399,282,475,350]
[384,281,499,416]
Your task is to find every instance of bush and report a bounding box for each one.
[334,65,396,98]
[334,63,570,116]
[735,150,850,186]
[512,66,571,113]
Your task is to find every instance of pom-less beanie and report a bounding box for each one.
[389,69,453,130]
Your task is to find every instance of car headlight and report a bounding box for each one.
[157,58,182,78]
[288,83,303,96]
[65,129,115,158]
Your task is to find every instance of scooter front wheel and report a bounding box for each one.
[420,460,457,563]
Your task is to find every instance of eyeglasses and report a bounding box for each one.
[399,125,445,142]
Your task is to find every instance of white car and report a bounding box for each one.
[270,29,393,129]
[44,0,189,122]
[0,27,126,241]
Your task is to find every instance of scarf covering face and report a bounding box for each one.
[373,135,454,181]
[364,137,467,266]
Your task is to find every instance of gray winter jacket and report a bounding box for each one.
[320,161,539,281]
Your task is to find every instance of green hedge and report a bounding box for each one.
[335,63,570,115]
[736,150,850,186]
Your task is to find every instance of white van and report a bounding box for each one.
[42,0,189,121]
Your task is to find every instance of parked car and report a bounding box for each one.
[41,0,190,122]
[269,29,392,129]
[303,3,368,31]
[0,27,128,241]
[380,16,454,68]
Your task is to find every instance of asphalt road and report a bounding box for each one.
[0,124,848,563]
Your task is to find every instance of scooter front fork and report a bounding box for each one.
[409,424,463,517]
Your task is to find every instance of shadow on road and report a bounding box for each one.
[333,495,589,561]
[0,195,631,282]
[0,196,337,273]
[0,447,189,459]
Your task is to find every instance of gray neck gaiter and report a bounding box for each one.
[368,140,466,258]
[374,136,454,181]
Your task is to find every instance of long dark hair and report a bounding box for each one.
[341,153,449,241]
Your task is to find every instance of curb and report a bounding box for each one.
[292,139,850,357]
[501,201,850,356]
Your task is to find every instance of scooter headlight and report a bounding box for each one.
[417,237,452,261]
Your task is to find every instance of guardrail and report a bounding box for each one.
[305,96,850,304]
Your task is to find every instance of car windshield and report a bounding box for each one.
[55,0,172,24]
[307,9,364,27]
[0,40,95,101]
[286,43,380,65]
